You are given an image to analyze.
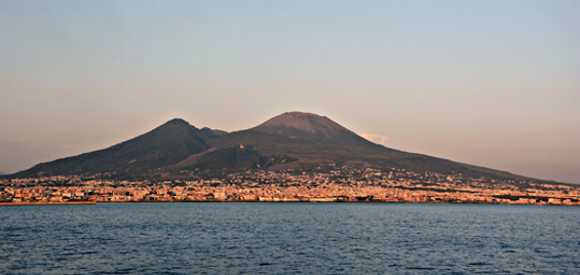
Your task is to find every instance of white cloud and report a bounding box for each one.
[360,132,390,146]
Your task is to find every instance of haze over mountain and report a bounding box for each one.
[9,112,551,184]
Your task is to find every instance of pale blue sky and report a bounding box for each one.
[1,1,579,182]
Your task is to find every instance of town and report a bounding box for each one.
[1,167,578,206]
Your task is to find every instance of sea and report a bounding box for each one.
[1,203,579,274]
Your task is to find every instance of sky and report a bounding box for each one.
[0,0,579,183]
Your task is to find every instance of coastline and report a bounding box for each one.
[0,201,96,206]
[3,177,579,207]
[1,200,578,207]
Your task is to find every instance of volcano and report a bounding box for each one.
[10,118,209,178]
[9,112,539,182]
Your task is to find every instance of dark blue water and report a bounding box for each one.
[1,203,579,274]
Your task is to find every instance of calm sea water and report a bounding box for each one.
[1,203,579,274]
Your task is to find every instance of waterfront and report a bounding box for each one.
[1,203,579,274]
[3,171,579,206]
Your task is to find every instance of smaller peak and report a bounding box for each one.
[198,127,229,139]
[157,118,195,130]
[165,118,190,125]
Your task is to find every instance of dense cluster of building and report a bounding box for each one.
[1,168,578,206]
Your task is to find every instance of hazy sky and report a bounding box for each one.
[1,1,579,183]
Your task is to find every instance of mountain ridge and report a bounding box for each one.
[6,112,563,185]
[10,118,209,178]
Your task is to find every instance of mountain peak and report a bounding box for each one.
[11,117,209,178]
[155,118,197,132]
[277,111,325,118]
[255,111,354,138]
[163,118,190,126]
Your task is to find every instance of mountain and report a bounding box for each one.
[11,118,209,178]
[206,112,524,180]
[256,112,362,140]
[8,112,543,183]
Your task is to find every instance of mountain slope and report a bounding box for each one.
[208,112,525,180]
[7,112,545,183]
[199,127,228,140]
[11,119,209,177]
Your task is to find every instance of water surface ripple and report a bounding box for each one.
[1,203,579,274]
